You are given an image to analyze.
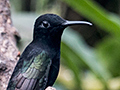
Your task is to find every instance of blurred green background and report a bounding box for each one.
[10,0,120,90]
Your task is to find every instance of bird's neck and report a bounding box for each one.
[33,30,64,50]
[33,35,62,50]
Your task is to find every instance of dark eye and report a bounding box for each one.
[41,21,50,28]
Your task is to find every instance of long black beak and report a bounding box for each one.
[62,20,92,26]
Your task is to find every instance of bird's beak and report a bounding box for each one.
[62,20,92,26]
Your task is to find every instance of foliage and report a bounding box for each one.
[61,29,111,89]
[96,37,120,77]
[62,0,120,37]
[61,0,120,89]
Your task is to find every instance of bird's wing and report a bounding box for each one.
[8,50,52,90]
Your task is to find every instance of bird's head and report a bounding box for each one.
[33,14,92,41]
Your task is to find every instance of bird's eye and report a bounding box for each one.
[41,21,50,28]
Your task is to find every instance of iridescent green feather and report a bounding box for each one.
[22,51,51,79]
[10,51,52,90]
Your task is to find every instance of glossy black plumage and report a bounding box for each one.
[7,14,92,90]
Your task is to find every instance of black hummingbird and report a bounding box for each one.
[7,14,92,90]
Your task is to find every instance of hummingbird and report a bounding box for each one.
[7,14,92,90]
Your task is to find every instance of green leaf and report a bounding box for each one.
[96,37,120,77]
[62,0,120,37]
[61,29,111,88]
